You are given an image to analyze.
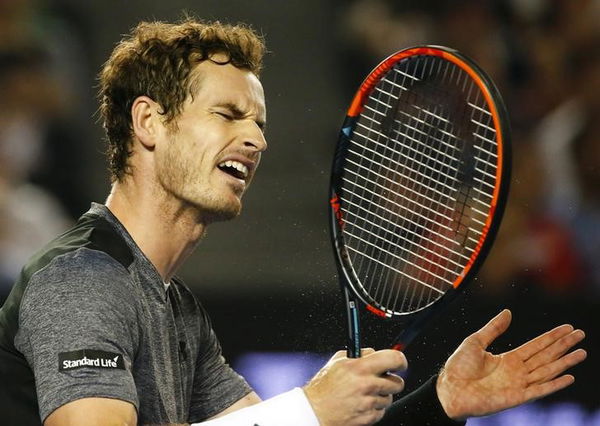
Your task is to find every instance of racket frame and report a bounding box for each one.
[329,45,512,357]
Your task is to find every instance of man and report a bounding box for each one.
[0,18,586,426]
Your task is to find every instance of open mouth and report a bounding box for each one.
[217,160,249,180]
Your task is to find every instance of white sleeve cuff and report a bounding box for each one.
[192,387,320,426]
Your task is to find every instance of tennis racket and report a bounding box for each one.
[329,45,511,358]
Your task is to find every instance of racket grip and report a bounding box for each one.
[344,288,361,358]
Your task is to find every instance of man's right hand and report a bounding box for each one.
[303,349,407,426]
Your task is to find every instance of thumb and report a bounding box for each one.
[473,309,512,349]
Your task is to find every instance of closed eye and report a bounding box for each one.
[215,111,234,120]
[213,103,266,132]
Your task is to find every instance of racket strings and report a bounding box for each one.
[374,57,464,309]
[340,55,499,315]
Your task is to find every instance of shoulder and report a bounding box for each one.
[32,247,131,289]
[20,247,136,321]
[0,211,136,334]
[16,246,141,357]
[19,210,136,304]
[24,210,135,278]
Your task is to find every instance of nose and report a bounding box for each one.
[243,122,268,153]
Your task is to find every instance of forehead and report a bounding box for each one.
[190,60,266,115]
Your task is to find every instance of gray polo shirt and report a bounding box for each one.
[0,203,252,424]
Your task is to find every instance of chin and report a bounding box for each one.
[181,187,244,223]
[201,199,242,223]
[210,206,241,222]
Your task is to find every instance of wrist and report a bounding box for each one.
[436,369,466,421]
[303,382,327,425]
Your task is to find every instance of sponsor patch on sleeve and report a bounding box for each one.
[58,349,125,371]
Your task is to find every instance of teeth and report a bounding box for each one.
[218,160,248,178]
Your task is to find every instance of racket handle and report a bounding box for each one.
[344,287,361,358]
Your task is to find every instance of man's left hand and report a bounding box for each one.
[436,309,587,420]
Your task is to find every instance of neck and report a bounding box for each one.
[105,176,207,282]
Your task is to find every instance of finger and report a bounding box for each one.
[372,394,394,410]
[371,409,387,425]
[472,309,512,349]
[361,347,376,357]
[375,372,405,395]
[514,325,575,362]
[523,329,585,370]
[523,374,576,403]
[360,350,408,375]
[527,348,587,384]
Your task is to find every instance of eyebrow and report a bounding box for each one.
[216,101,267,131]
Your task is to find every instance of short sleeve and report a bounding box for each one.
[188,304,252,422]
[14,248,140,422]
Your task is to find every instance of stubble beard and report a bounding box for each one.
[157,142,242,224]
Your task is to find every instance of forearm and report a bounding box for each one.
[375,375,465,426]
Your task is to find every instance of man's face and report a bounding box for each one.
[154,59,267,222]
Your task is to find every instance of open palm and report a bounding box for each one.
[436,310,587,420]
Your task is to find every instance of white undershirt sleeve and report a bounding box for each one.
[192,387,320,426]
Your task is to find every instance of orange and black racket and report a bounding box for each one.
[329,46,511,358]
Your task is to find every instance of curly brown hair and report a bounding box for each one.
[98,18,266,181]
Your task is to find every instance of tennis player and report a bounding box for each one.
[0,18,586,426]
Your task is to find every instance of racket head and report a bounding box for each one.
[329,45,511,320]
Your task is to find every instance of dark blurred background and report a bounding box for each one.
[0,0,598,424]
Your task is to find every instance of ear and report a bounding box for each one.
[131,96,161,150]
